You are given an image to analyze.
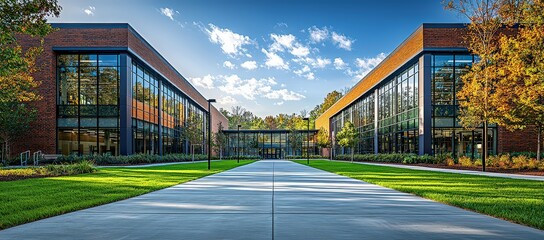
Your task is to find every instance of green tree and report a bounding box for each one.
[336,121,358,162]
[309,90,343,120]
[445,0,505,170]
[212,122,227,160]
[0,0,61,162]
[493,0,544,160]
[182,114,203,161]
[316,127,331,157]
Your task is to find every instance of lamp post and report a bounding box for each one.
[303,117,309,164]
[207,99,216,170]
[237,124,241,163]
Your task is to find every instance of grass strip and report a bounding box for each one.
[0,160,254,230]
[294,160,544,230]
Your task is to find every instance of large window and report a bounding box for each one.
[331,62,418,155]
[431,54,496,157]
[57,54,120,155]
[131,61,207,155]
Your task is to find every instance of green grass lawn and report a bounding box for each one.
[0,160,254,230]
[295,160,544,230]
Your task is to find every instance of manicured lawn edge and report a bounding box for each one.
[294,160,544,230]
[0,160,254,230]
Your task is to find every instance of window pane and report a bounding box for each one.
[58,67,78,105]
[80,67,98,105]
[99,67,119,105]
[80,54,98,67]
[434,55,454,67]
[57,55,78,67]
[98,55,118,66]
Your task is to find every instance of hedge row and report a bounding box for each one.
[55,153,209,165]
[285,155,324,159]
[218,155,262,160]
[334,153,452,164]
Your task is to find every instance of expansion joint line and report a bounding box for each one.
[272,161,275,240]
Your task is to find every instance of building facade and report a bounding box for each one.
[17,23,227,156]
[221,130,318,159]
[316,24,537,158]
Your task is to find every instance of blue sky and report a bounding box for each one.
[51,0,465,117]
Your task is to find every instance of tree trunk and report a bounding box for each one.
[537,125,541,162]
[482,121,488,172]
[351,147,354,163]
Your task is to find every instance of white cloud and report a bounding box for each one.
[223,61,236,69]
[293,65,315,80]
[218,96,237,105]
[334,57,347,70]
[262,49,289,70]
[264,89,306,101]
[190,74,215,89]
[193,74,305,102]
[270,34,296,52]
[240,61,258,70]
[304,72,315,80]
[314,57,331,68]
[84,6,95,16]
[205,24,253,56]
[293,57,331,69]
[218,75,276,100]
[309,26,328,43]
[349,52,387,80]
[274,101,284,106]
[160,7,175,20]
[269,34,310,57]
[331,32,353,51]
[290,46,310,57]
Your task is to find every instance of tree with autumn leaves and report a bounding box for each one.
[493,0,544,161]
[445,0,544,168]
[0,0,61,162]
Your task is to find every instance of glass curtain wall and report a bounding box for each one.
[131,62,159,154]
[331,62,418,155]
[431,54,496,158]
[224,130,317,159]
[131,61,207,155]
[377,63,419,153]
[57,54,120,155]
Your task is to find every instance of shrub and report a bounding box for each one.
[512,155,530,170]
[473,158,483,166]
[46,160,96,175]
[458,156,473,167]
[446,157,455,166]
[497,154,512,169]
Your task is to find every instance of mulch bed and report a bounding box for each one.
[0,174,54,182]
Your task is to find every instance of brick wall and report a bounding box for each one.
[498,126,539,153]
[13,24,226,156]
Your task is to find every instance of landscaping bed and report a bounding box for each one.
[0,161,96,181]
[411,163,544,176]
[334,153,544,175]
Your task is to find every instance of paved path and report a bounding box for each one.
[1,160,543,239]
[348,161,544,181]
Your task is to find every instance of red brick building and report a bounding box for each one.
[16,23,228,156]
[315,23,536,158]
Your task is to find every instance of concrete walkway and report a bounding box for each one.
[349,161,544,181]
[1,160,543,239]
